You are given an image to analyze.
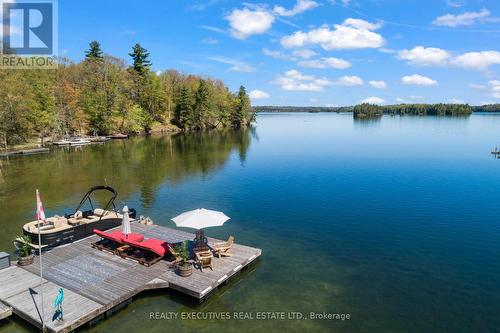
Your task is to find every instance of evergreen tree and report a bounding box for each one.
[176,85,193,129]
[85,41,104,60]
[233,86,251,128]
[129,43,151,74]
[193,80,211,129]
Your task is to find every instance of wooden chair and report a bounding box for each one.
[195,250,213,272]
[213,236,234,258]
[193,229,210,252]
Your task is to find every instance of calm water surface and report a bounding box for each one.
[0,113,499,332]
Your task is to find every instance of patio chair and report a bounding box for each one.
[195,250,213,271]
[193,229,210,252]
[213,236,234,258]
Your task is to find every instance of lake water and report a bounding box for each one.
[0,112,499,332]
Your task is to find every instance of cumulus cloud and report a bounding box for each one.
[273,0,319,17]
[450,51,500,70]
[397,46,451,66]
[292,49,317,59]
[273,69,331,91]
[433,9,490,27]
[226,7,275,39]
[207,56,255,72]
[298,57,351,69]
[369,80,387,89]
[333,75,363,86]
[361,96,385,104]
[249,90,270,99]
[401,74,437,86]
[396,46,500,70]
[280,18,385,50]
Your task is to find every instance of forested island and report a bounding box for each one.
[353,103,473,117]
[0,41,253,149]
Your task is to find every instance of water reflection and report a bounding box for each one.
[0,128,253,249]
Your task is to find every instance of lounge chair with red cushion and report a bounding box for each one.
[120,237,173,266]
[92,229,144,254]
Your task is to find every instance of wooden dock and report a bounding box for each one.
[0,148,50,158]
[0,301,12,320]
[0,224,261,333]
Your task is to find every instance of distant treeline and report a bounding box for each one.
[256,104,500,115]
[253,106,354,113]
[473,104,500,112]
[353,103,474,117]
[0,41,253,148]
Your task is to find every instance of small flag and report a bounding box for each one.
[36,189,46,221]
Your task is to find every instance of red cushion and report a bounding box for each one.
[93,229,144,243]
[123,238,171,257]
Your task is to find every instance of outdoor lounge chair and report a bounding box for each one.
[213,236,234,258]
[92,229,144,254]
[195,250,213,271]
[120,237,173,266]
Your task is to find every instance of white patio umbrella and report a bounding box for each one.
[122,205,131,237]
[171,208,230,229]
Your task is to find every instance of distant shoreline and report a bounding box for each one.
[253,104,500,113]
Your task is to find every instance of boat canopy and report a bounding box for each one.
[72,185,118,219]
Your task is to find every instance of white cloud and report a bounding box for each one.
[489,80,500,98]
[331,0,351,7]
[469,83,486,89]
[401,74,437,86]
[249,90,270,99]
[199,25,226,34]
[262,48,294,60]
[379,47,396,54]
[292,49,317,59]
[201,37,218,44]
[446,0,466,8]
[298,57,351,69]
[280,18,385,50]
[369,80,386,89]
[309,98,318,103]
[433,9,490,27]
[361,96,385,104]
[397,46,451,66]
[395,46,500,70]
[207,56,255,72]
[334,75,363,86]
[226,7,275,39]
[273,0,319,17]
[273,69,330,91]
[451,51,500,70]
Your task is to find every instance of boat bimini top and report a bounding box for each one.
[70,185,119,220]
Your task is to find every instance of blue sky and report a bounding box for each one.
[57,0,500,106]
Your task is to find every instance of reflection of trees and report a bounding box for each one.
[0,130,252,246]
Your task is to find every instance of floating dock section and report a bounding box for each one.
[0,224,261,333]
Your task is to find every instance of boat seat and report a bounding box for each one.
[94,208,110,217]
